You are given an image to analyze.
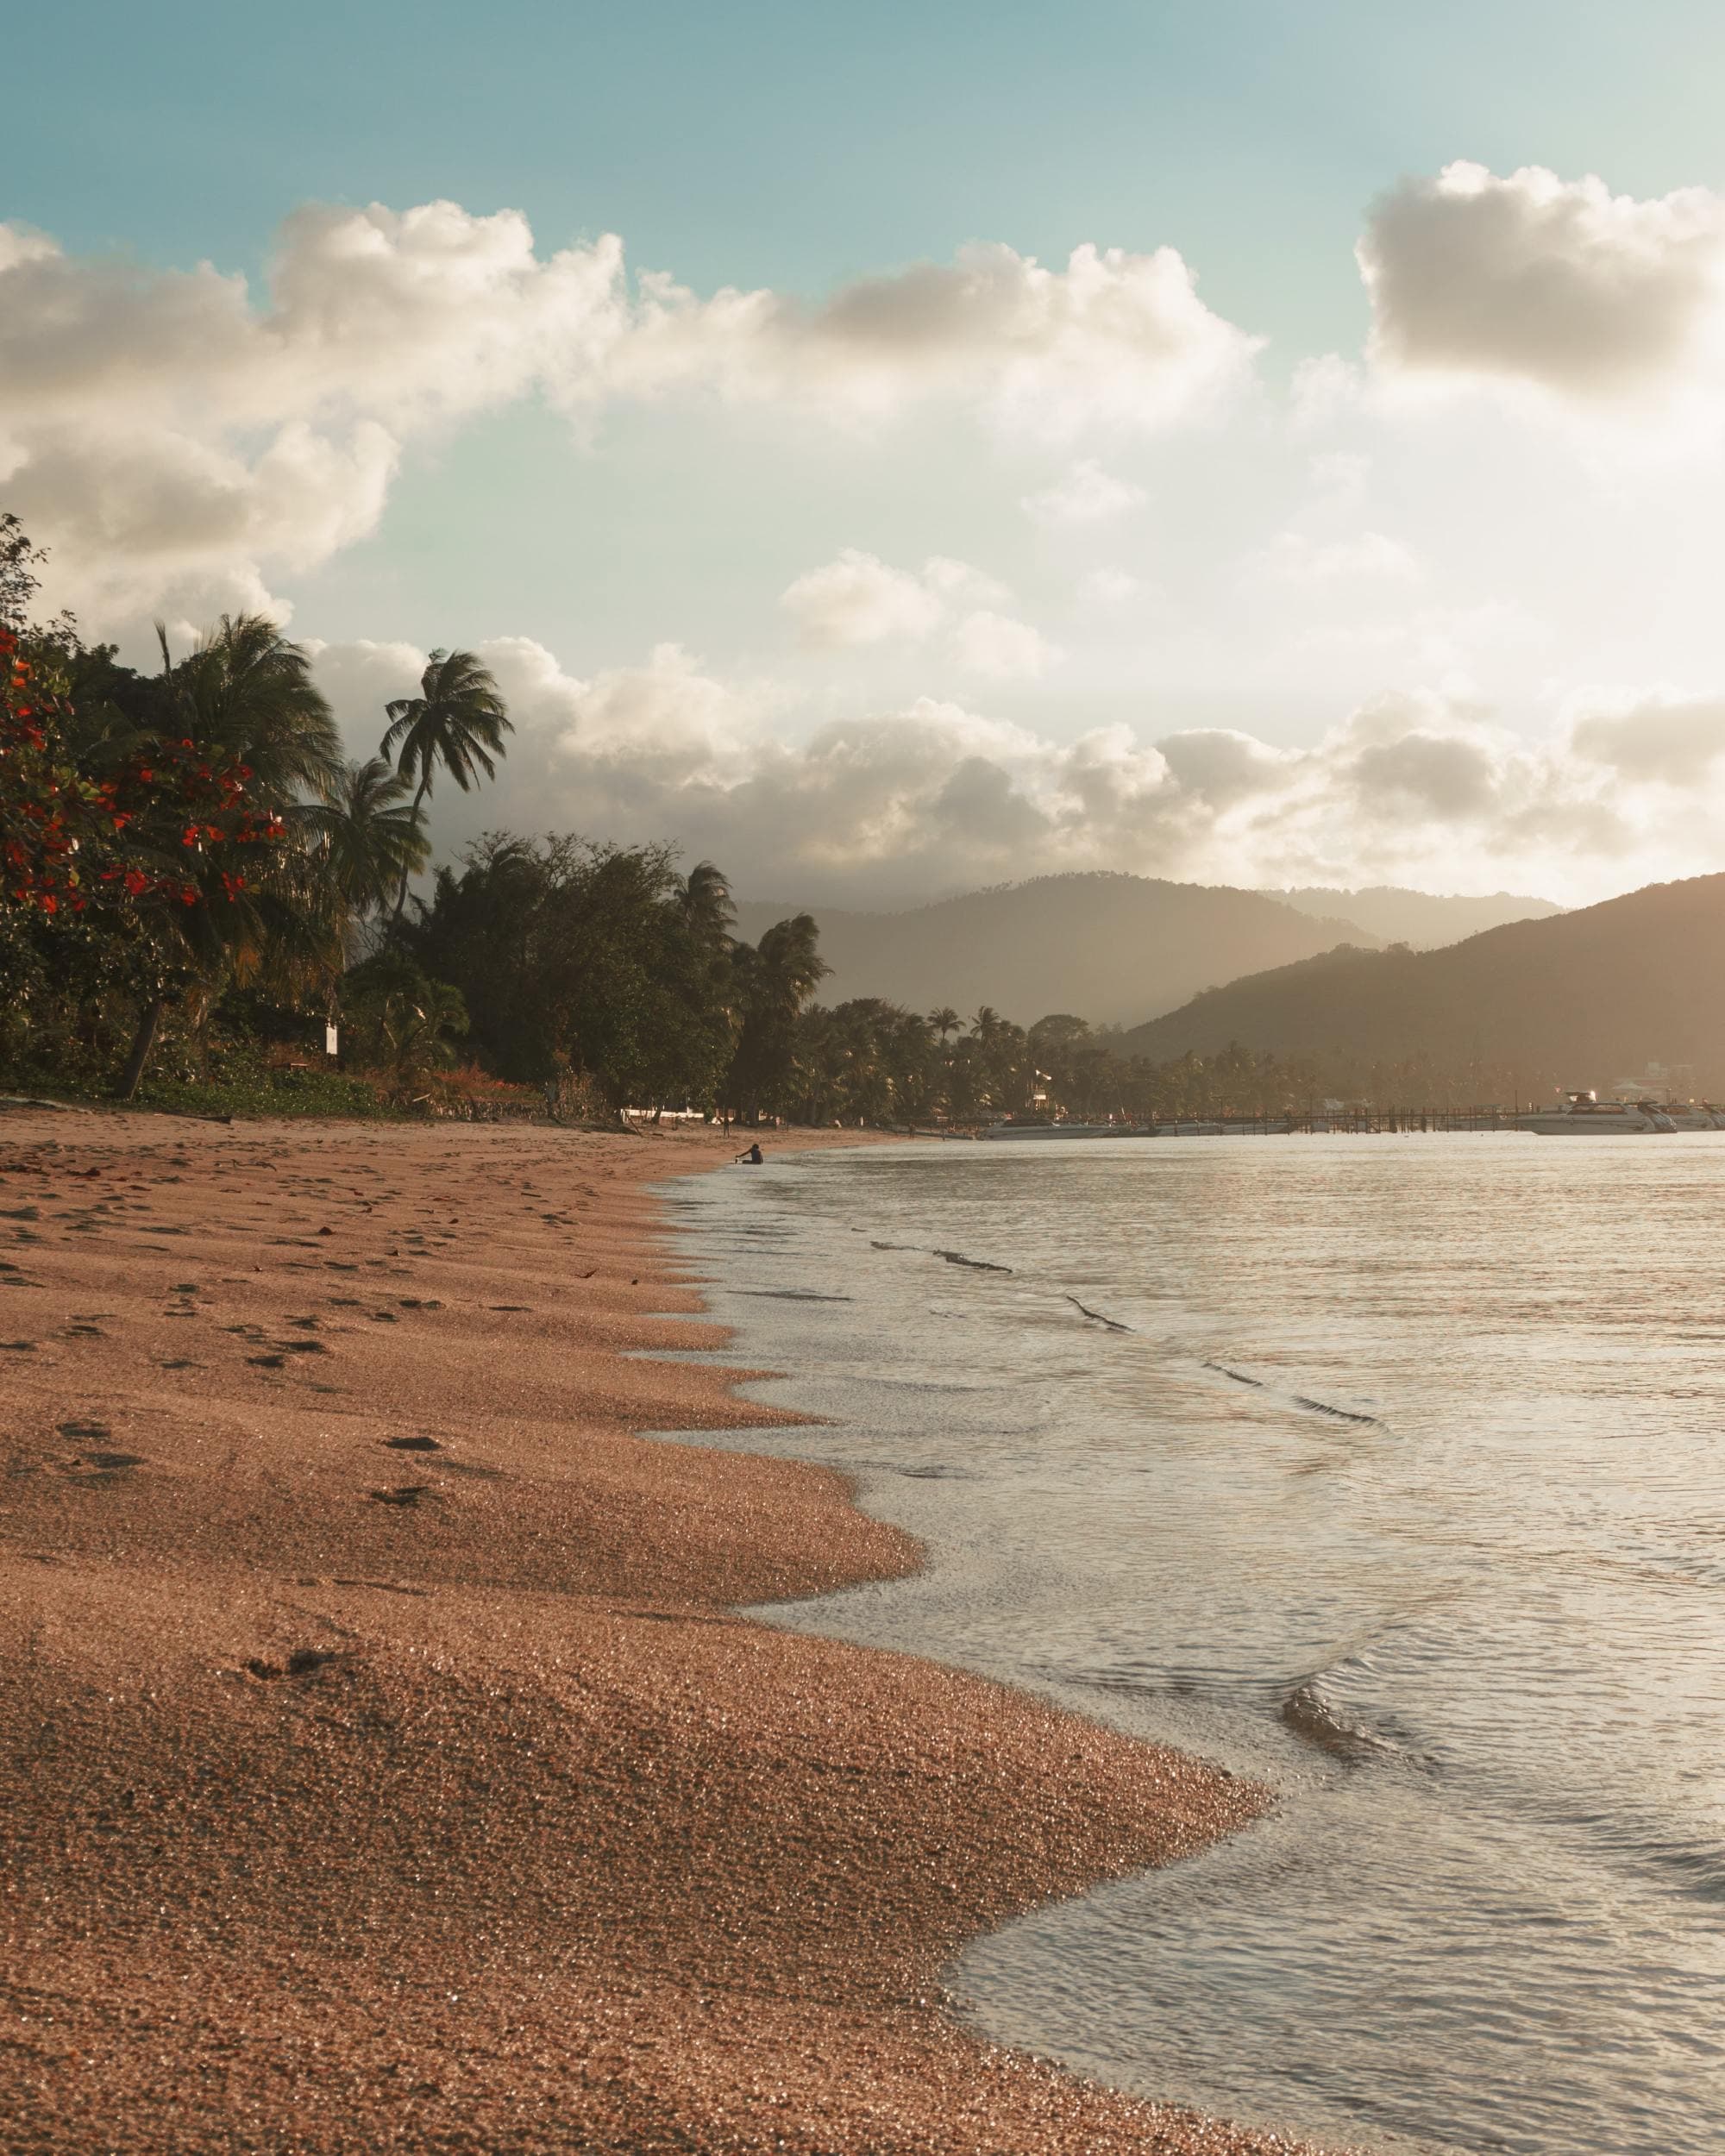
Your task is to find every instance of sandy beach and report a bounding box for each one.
[0,1109,1327,2154]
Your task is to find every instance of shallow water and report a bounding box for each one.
[661,1135,1725,2156]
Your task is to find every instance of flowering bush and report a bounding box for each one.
[1,625,287,1090]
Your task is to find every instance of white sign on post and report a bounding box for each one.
[325,1024,339,1057]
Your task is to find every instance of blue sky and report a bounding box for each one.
[12,3,1725,901]
[24,2,1725,340]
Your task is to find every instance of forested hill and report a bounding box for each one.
[1261,885,1562,948]
[1114,874,1725,1094]
[732,874,1374,1026]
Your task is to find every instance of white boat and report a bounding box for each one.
[1515,1091,1677,1134]
[1661,1101,1725,1131]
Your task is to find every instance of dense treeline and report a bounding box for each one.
[3,514,1509,1123]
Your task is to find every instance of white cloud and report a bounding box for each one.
[1570,689,1725,784]
[1359,161,1725,401]
[0,204,1258,628]
[625,240,1260,441]
[950,609,1058,680]
[310,633,1725,909]
[780,549,948,647]
[1022,459,1146,525]
[778,548,1015,652]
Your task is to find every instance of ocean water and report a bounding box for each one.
[658,1135,1725,2156]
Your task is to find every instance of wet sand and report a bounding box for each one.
[0,1110,1328,2153]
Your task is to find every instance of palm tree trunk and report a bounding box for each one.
[392,777,430,923]
[116,999,166,1102]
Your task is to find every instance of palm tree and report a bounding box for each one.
[674,860,737,954]
[727,913,828,1121]
[301,758,430,933]
[159,614,342,809]
[115,617,344,1100]
[379,649,512,917]
[928,1006,960,1047]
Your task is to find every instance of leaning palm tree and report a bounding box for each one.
[300,757,431,934]
[379,649,512,917]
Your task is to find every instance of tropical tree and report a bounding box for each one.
[159,614,343,810]
[727,912,827,1121]
[342,950,470,1099]
[674,859,737,952]
[301,757,430,934]
[379,649,511,916]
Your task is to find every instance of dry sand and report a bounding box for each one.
[0,1108,1332,2153]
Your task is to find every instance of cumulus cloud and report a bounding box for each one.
[1022,459,1146,524]
[1570,690,1725,784]
[778,548,1043,672]
[310,632,1725,908]
[1359,161,1725,399]
[950,609,1058,680]
[0,203,1258,626]
[626,241,1259,439]
[780,550,949,647]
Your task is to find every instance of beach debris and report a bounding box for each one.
[368,1483,432,1506]
[934,1249,1013,1274]
[245,1646,340,1682]
[1205,1360,1264,1388]
[383,1435,444,1452]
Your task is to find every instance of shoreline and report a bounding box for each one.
[0,1110,1332,2153]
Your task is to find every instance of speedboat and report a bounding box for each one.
[1661,1100,1725,1131]
[1514,1091,1677,1134]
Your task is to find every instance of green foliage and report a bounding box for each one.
[131,1050,386,1121]
[400,835,744,1109]
[341,951,469,1099]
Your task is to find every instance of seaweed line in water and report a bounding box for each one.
[1292,1394,1381,1426]
[934,1250,1013,1274]
[1065,1295,1132,1332]
[1207,1360,1380,1426]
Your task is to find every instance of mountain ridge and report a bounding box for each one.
[1115,874,1725,1094]
[732,872,1375,1027]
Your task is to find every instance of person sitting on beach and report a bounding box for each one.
[736,1142,763,1164]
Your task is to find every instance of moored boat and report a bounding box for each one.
[1514,1091,1677,1134]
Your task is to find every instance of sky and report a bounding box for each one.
[10,1,1725,904]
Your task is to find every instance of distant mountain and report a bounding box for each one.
[1117,874,1725,1094]
[733,874,1376,1027]
[1259,885,1564,949]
